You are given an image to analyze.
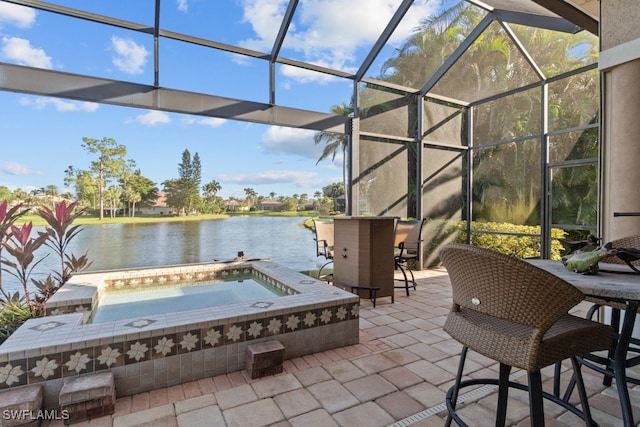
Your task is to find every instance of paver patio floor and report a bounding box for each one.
[43,268,640,426]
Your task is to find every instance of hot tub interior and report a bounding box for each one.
[89,271,290,323]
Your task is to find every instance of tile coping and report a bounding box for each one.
[0,260,359,361]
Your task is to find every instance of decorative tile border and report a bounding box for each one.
[124,319,157,329]
[44,264,300,317]
[0,302,359,390]
[28,321,66,332]
[100,266,298,294]
[2,260,360,400]
[46,304,91,317]
[105,267,252,289]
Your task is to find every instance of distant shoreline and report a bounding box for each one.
[16,210,323,226]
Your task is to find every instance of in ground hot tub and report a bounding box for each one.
[0,261,359,408]
[88,270,292,323]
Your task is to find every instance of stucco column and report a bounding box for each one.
[599,1,640,241]
[601,58,640,241]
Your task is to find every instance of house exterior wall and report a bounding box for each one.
[600,1,640,50]
[137,206,174,215]
[599,2,640,241]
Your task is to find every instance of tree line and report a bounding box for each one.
[1,137,345,218]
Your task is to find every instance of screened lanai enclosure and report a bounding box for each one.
[0,0,600,263]
[352,3,599,263]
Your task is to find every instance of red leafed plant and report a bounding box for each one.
[0,200,93,317]
[2,222,51,312]
[0,201,29,302]
[38,201,92,282]
[33,201,93,304]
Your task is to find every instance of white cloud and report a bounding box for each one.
[238,0,437,83]
[260,126,322,160]
[2,162,43,176]
[110,36,149,74]
[198,117,226,127]
[293,0,437,50]
[80,102,100,112]
[135,110,171,126]
[1,37,52,69]
[185,116,227,128]
[0,3,36,28]
[238,0,285,51]
[181,116,196,125]
[177,0,188,12]
[180,116,227,127]
[19,97,99,112]
[279,64,338,85]
[217,169,320,186]
[217,170,340,198]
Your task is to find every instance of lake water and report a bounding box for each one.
[1,216,323,297]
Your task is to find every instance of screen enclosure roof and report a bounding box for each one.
[0,0,599,134]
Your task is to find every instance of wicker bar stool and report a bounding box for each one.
[393,219,424,296]
[313,219,334,283]
[439,244,613,427]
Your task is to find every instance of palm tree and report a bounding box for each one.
[244,188,257,210]
[13,189,28,203]
[314,102,353,211]
[46,185,59,208]
[203,180,222,198]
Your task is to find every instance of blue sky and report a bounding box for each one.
[0,0,437,200]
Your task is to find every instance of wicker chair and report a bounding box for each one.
[313,219,334,282]
[393,219,424,296]
[439,244,613,427]
[599,235,640,268]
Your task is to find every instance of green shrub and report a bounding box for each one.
[421,219,567,267]
[0,300,34,345]
[457,222,567,260]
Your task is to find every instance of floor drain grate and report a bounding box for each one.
[387,370,526,427]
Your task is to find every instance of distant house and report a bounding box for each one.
[137,191,175,215]
[258,200,284,211]
[225,200,249,212]
[297,202,316,211]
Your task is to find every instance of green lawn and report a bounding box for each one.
[16,210,321,226]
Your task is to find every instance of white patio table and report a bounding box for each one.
[528,259,640,427]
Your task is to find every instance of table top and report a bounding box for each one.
[527,259,640,302]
